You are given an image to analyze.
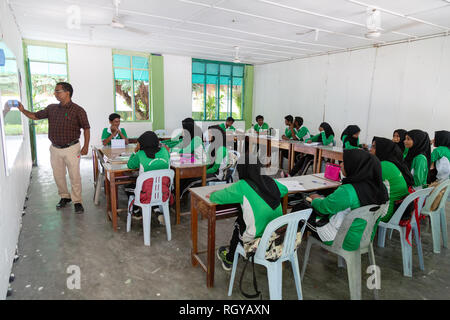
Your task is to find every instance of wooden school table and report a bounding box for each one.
[316,145,344,173]
[290,141,320,174]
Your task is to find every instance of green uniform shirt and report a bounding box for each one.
[295,126,310,142]
[309,132,334,146]
[127,148,170,172]
[101,127,128,145]
[210,180,288,239]
[403,148,408,159]
[342,135,361,150]
[285,127,295,139]
[206,145,228,175]
[380,161,409,222]
[431,146,450,163]
[311,184,368,251]
[219,123,236,132]
[173,136,204,158]
[254,123,269,132]
[411,154,428,188]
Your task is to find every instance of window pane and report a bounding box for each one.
[232,85,242,119]
[192,74,205,84]
[30,62,67,77]
[115,79,133,121]
[206,75,217,85]
[27,45,66,63]
[192,83,204,120]
[205,84,217,120]
[219,76,230,120]
[133,69,149,81]
[232,77,243,86]
[206,63,219,75]
[192,61,205,74]
[132,56,148,69]
[220,64,231,76]
[232,65,244,77]
[113,54,131,68]
[134,79,150,121]
[0,42,15,59]
[114,68,131,80]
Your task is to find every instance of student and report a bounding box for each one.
[206,125,229,179]
[211,152,288,270]
[281,115,294,140]
[370,137,414,222]
[341,125,366,150]
[253,115,269,132]
[292,116,310,142]
[393,129,408,158]
[172,117,205,159]
[126,131,171,222]
[305,149,388,251]
[429,130,450,182]
[219,117,236,132]
[403,129,431,188]
[102,113,129,146]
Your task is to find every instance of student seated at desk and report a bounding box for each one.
[292,116,310,142]
[429,130,450,182]
[341,125,367,150]
[206,125,229,179]
[172,117,205,159]
[370,137,414,222]
[126,131,171,222]
[404,129,431,188]
[393,129,408,159]
[281,115,294,140]
[219,117,236,132]
[211,152,288,271]
[102,113,129,146]
[253,115,269,133]
[301,149,388,251]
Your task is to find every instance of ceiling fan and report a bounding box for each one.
[82,0,150,36]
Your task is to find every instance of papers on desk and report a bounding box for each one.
[108,156,129,163]
[304,142,320,146]
[111,139,125,149]
[120,152,132,156]
[278,180,306,191]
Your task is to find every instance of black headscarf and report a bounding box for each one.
[342,149,389,206]
[341,125,361,147]
[393,129,407,153]
[138,131,160,159]
[181,117,202,152]
[434,130,450,149]
[372,137,414,187]
[404,130,431,170]
[237,152,281,210]
[318,122,334,143]
[207,125,226,170]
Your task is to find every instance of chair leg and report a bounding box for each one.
[345,252,361,300]
[399,228,412,277]
[413,225,425,271]
[440,207,448,249]
[368,243,379,300]
[301,239,312,281]
[377,226,386,248]
[142,206,151,246]
[429,213,441,254]
[162,203,171,241]
[289,252,303,300]
[388,229,394,240]
[338,256,346,268]
[228,249,240,296]
[267,262,283,300]
[126,196,134,233]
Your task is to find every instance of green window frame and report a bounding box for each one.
[192,58,245,121]
[112,50,151,122]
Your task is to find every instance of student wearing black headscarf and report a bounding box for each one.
[205,125,229,179]
[210,152,288,271]
[306,149,388,251]
[341,125,367,150]
[173,117,205,159]
[393,129,408,158]
[430,130,450,182]
[370,137,414,221]
[404,129,431,187]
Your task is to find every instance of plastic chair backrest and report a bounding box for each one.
[254,209,312,262]
[422,179,450,212]
[134,169,174,207]
[387,187,433,225]
[332,204,385,251]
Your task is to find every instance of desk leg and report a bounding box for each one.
[105,174,111,219]
[313,152,317,174]
[207,207,216,288]
[110,172,118,231]
[191,195,198,267]
[202,166,207,186]
[317,150,323,173]
[176,168,181,225]
[282,195,288,214]
[288,146,293,172]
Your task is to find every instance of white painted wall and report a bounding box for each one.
[0,0,32,299]
[254,35,450,146]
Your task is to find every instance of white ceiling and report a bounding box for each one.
[7,0,450,64]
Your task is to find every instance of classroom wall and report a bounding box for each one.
[253,35,450,145]
[0,0,32,299]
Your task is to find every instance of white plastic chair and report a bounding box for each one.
[302,204,386,300]
[421,179,450,253]
[228,208,312,300]
[127,169,174,246]
[93,149,105,205]
[376,187,433,276]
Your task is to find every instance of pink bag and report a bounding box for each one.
[324,163,341,181]
[179,153,195,164]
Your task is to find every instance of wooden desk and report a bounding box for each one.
[290,142,319,173]
[270,138,293,170]
[317,146,344,173]
[190,174,341,288]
